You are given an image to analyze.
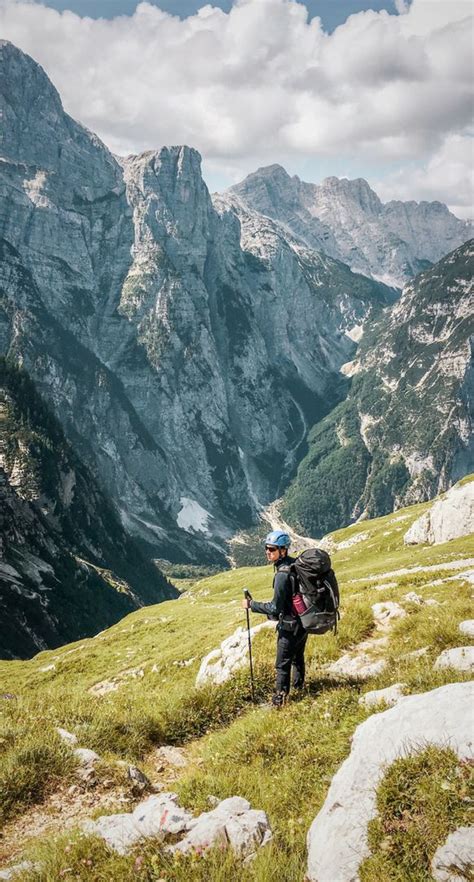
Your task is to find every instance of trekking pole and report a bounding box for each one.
[243,588,256,703]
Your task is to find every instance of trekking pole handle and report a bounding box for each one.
[243,588,252,600]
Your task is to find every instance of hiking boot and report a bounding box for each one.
[271,691,287,708]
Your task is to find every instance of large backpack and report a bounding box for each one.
[282,548,340,635]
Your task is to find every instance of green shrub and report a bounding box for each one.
[0,727,75,826]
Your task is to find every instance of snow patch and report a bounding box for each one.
[177,497,213,535]
[345,325,363,343]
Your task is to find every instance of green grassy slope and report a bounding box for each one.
[0,478,473,880]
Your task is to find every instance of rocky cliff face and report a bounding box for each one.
[227,165,473,289]
[281,240,474,536]
[0,358,175,659]
[0,42,394,559]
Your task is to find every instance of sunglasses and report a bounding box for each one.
[265,545,279,552]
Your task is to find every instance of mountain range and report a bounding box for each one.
[0,39,472,611]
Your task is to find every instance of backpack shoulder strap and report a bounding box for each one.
[277,564,298,595]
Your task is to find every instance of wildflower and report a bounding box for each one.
[134,855,145,872]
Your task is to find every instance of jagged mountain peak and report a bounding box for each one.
[0,41,120,192]
[242,163,294,181]
[227,163,472,287]
[318,175,383,213]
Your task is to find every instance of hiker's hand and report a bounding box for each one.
[242,598,251,609]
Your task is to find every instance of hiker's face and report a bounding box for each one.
[265,545,285,563]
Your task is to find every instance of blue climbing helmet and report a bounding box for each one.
[264,530,291,548]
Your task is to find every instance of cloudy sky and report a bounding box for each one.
[0,0,472,215]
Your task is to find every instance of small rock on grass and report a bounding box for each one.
[56,727,78,745]
[153,745,187,770]
[434,647,474,673]
[170,797,272,859]
[83,793,193,855]
[372,602,406,630]
[359,683,406,709]
[459,620,474,637]
[0,862,38,880]
[74,747,100,783]
[431,826,474,882]
[127,766,151,793]
[325,653,386,680]
[74,748,100,767]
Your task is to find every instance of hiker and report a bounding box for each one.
[241,530,308,707]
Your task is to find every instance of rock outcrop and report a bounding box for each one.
[306,681,474,882]
[196,621,276,687]
[83,792,272,860]
[358,683,405,709]
[404,480,474,545]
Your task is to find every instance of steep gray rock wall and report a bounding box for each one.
[0,359,176,660]
[228,165,472,288]
[0,42,393,559]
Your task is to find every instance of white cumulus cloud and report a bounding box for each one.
[0,0,472,213]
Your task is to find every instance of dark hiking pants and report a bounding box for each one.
[275,626,308,695]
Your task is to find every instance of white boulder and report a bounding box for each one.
[74,748,100,766]
[459,620,474,637]
[431,826,474,881]
[404,482,474,546]
[196,621,276,687]
[434,646,474,673]
[306,682,474,882]
[171,796,272,859]
[56,727,78,745]
[83,792,272,860]
[359,683,405,709]
[372,601,406,630]
[0,863,38,880]
[403,592,424,604]
[325,653,386,680]
[83,793,193,854]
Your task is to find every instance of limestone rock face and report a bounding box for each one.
[0,42,393,561]
[404,481,474,545]
[306,681,474,882]
[2,41,472,560]
[228,164,472,289]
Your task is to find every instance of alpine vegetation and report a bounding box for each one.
[0,483,472,881]
[281,241,474,537]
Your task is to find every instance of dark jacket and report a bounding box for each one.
[250,554,296,620]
